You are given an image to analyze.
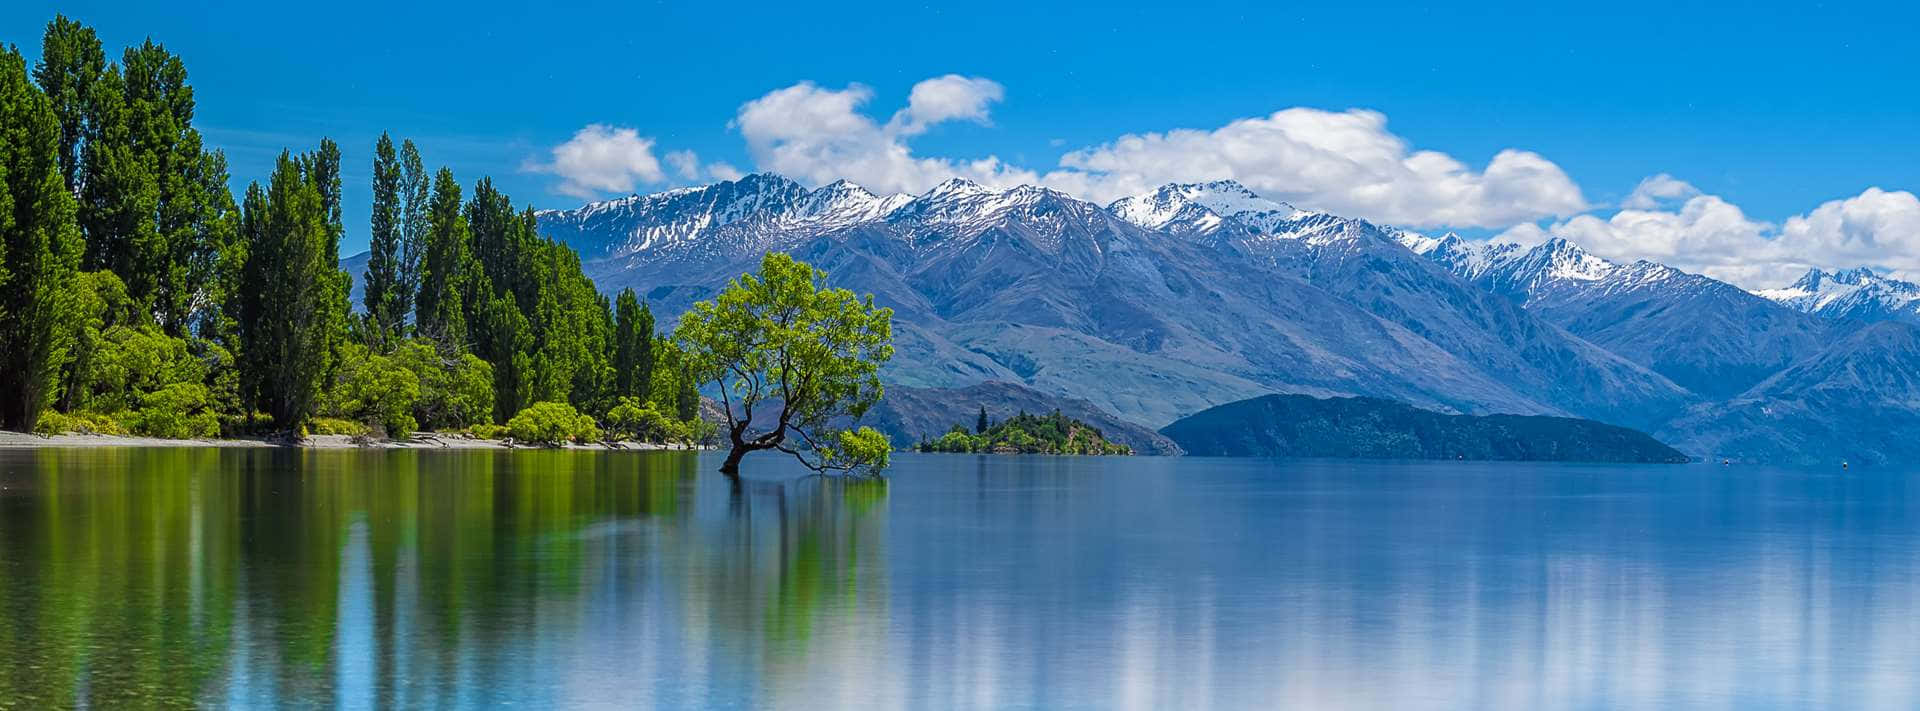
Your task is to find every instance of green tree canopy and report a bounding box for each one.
[673,252,894,477]
[0,45,85,430]
[363,132,404,348]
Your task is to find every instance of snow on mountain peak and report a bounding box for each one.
[1758,266,1920,323]
[924,177,991,200]
[1531,237,1616,281]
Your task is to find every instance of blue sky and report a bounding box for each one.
[5,1,1917,286]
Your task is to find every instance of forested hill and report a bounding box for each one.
[1161,395,1690,462]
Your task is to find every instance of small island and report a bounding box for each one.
[1161,394,1690,463]
[916,409,1134,455]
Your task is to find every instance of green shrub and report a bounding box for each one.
[128,383,220,439]
[392,340,495,430]
[320,342,422,438]
[467,423,509,440]
[35,410,129,436]
[309,417,370,436]
[605,397,675,442]
[506,402,600,446]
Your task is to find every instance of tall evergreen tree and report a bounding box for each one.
[33,15,105,196]
[414,168,469,347]
[75,38,231,335]
[977,406,989,434]
[613,289,656,402]
[0,46,85,430]
[634,301,655,403]
[396,139,427,333]
[363,132,402,347]
[235,148,346,430]
[614,288,640,396]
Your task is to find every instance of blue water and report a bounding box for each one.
[0,449,1915,709]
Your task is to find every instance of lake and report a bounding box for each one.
[0,449,1916,709]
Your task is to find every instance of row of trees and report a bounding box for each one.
[916,410,1134,455]
[1,16,703,444]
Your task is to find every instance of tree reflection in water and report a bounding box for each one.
[0,448,889,708]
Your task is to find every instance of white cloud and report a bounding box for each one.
[535,80,1917,291]
[664,149,701,181]
[1620,173,1701,209]
[705,161,744,181]
[727,82,1585,228]
[885,74,1004,136]
[524,124,668,199]
[1496,177,1920,289]
[731,77,1037,195]
[1040,108,1589,228]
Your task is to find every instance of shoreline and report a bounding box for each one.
[0,430,701,452]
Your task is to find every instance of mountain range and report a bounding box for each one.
[343,172,1916,465]
[1756,267,1920,324]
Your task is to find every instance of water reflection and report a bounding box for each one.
[0,448,887,709]
[1,452,1917,708]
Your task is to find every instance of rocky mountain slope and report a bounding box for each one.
[540,175,1690,431]
[499,173,1920,463]
[1404,236,1834,398]
[1659,321,1920,465]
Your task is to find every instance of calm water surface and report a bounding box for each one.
[0,449,1916,709]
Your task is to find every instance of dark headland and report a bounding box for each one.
[1161,394,1691,463]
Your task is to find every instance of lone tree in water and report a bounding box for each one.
[674,252,894,478]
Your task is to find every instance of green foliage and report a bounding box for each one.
[397,140,428,322]
[307,417,368,437]
[390,339,494,431]
[825,427,892,476]
[74,324,209,414]
[916,410,1134,455]
[465,423,508,440]
[363,132,404,347]
[604,397,675,442]
[320,341,421,438]
[127,382,219,439]
[33,14,104,194]
[0,45,85,430]
[35,409,127,435]
[414,168,469,345]
[72,38,236,335]
[674,252,894,475]
[234,147,349,432]
[613,289,656,402]
[505,401,600,446]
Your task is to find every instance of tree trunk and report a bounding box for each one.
[718,445,748,478]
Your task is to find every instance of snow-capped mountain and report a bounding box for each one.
[525,172,1913,462]
[1757,267,1920,324]
[1401,234,1833,398]
[537,174,1691,429]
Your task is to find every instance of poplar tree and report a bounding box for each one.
[235,148,347,430]
[364,132,402,347]
[613,288,658,400]
[75,38,231,335]
[396,139,427,331]
[0,46,85,430]
[33,14,104,196]
[414,168,469,347]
